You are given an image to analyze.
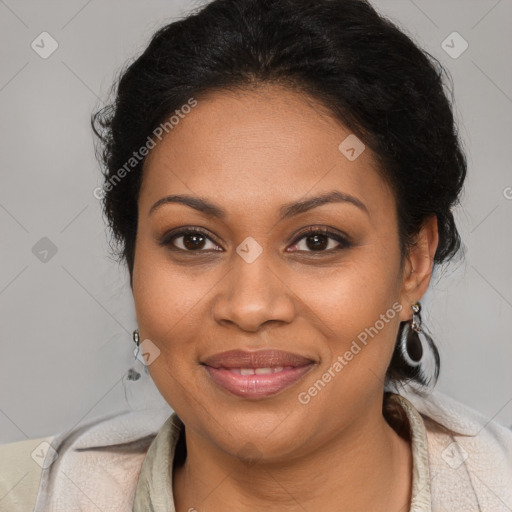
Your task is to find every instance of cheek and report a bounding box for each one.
[300,248,401,330]
[132,247,183,367]
[133,237,211,339]
[132,248,204,411]
[295,244,402,382]
[132,236,223,407]
[293,258,402,421]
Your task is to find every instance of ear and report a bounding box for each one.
[398,215,439,322]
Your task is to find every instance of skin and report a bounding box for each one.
[131,83,439,512]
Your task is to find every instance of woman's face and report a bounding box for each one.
[132,85,425,462]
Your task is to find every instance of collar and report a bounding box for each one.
[132,393,431,512]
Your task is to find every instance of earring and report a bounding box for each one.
[400,302,439,386]
[132,328,149,371]
[133,328,140,347]
[400,303,423,365]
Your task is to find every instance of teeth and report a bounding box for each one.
[226,367,289,375]
[255,367,272,375]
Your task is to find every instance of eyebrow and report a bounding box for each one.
[149,190,369,220]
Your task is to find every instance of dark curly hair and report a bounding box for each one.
[92,0,467,390]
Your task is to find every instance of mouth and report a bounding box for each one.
[201,349,317,399]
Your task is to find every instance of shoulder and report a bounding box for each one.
[400,386,512,511]
[0,405,173,512]
[0,435,54,511]
[403,386,512,454]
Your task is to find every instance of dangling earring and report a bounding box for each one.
[400,302,439,386]
[132,328,146,368]
[400,303,423,365]
[133,328,140,347]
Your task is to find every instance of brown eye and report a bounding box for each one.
[288,228,351,253]
[182,232,208,250]
[160,228,222,252]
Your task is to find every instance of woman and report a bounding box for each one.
[1,0,511,510]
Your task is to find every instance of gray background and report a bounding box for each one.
[1,0,511,444]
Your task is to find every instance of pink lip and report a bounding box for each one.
[201,349,316,399]
[202,349,314,368]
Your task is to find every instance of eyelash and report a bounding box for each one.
[159,226,351,254]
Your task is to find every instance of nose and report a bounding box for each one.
[211,250,296,333]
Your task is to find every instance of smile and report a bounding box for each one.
[201,348,316,399]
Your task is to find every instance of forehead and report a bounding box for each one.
[139,85,394,221]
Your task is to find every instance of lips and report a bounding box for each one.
[201,349,316,399]
[202,349,314,369]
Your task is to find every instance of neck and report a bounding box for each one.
[173,398,412,512]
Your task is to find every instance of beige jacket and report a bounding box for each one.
[1,387,511,511]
